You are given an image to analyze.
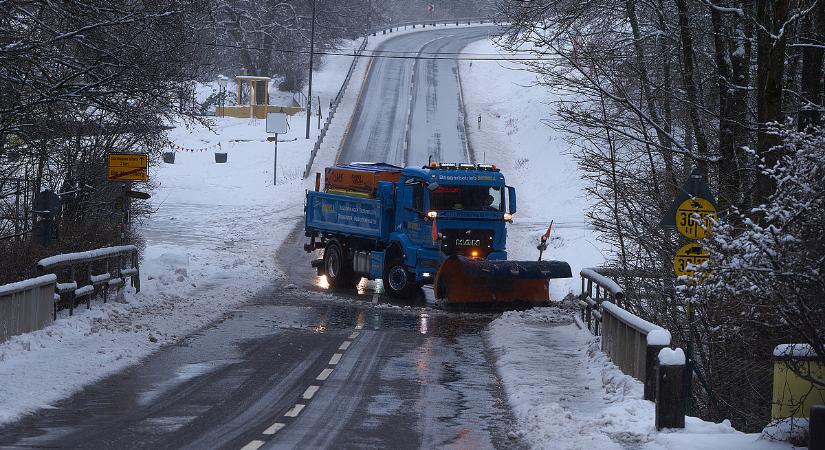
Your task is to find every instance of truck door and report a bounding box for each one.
[401,178,428,247]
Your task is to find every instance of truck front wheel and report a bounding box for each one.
[383,257,414,299]
[324,241,357,289]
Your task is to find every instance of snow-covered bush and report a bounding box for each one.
[691,125,825,390]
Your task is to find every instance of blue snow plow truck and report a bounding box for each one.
[303,162,571,304]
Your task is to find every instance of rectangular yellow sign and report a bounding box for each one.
[108,153,148,181]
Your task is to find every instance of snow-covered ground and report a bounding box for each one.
[459,40,606,300]
[487,308,797,449]
[465,39,799,449]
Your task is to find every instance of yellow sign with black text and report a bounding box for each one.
[108,153,148,182]
[673,242,711,281]
[676,198,717,240]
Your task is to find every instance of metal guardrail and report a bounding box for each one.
[303,38,369,179]
[302,17,495,179]
[579,268,673,402]
[0,274,57,343]
[38,245,140,317]
[369,17,494,35]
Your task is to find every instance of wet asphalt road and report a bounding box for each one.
[0,26,523,449]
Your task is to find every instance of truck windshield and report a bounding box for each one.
[429,185,504,212]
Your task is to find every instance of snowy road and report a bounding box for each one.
[0,26,526,450]
[339,27,492,166]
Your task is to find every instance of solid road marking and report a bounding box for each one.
[329,353,343,365]
[263,422,285,435]
[316,368,334,381]
[338,341,351,351]
[240,440,265,450]
[302,385,320,400]
[284,404,305,417]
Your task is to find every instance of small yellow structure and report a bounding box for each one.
[217,75,304,119]
[772,344,825,419]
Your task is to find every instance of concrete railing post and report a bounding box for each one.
[656,348,686,430]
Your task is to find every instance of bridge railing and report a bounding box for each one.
[38,245,140,317]
[0,274,57,344]
[580,268,674,403]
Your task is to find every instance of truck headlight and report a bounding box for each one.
[503,213,513,222]
[426,211,438,219]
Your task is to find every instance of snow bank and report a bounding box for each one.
[486,307,795,449]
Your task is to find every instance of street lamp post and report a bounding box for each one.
[305,0,316,139]
[217,76,228,117]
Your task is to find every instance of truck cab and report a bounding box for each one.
[304,162,517,299]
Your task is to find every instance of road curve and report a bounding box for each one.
[0,26,523,450]
[339,27,494,166]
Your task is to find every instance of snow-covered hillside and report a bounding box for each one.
[459,40,605,300]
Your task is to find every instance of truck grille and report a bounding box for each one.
[439,229,494,258]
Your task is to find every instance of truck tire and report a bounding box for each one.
[382,256,414,299]
[324,241,357,289]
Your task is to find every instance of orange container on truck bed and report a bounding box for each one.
[324,163,402,196]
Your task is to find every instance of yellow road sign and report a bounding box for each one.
[676,197,716,240]
[108,153,148,182]
[673,242,710,281]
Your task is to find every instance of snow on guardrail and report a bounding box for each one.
[0,274,57,297]
[1,274,58,344]
[38,245,138,269]
[581,267,624,297]
[601,300,663,335]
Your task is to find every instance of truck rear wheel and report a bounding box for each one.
[324,241,357,289]
[382,256,414,299]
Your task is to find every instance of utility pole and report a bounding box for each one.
[305,0,316,140]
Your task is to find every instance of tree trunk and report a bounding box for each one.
[626,0,675,181]
[729,2,753,211]
[709,7,738,211]
[754,0,790,206]
[798,0,825,131]
[674,0,709,176]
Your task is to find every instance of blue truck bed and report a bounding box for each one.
[305,191,390,240]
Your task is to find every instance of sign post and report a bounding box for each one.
[108,152,149,244]
[266,112,289,186]
[661,168,718,414]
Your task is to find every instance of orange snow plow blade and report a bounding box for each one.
[433,256,572,305]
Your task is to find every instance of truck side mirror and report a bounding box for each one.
[507,186,517,214]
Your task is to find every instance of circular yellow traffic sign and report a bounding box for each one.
[673,242,711,281]
[676,198,717,240]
